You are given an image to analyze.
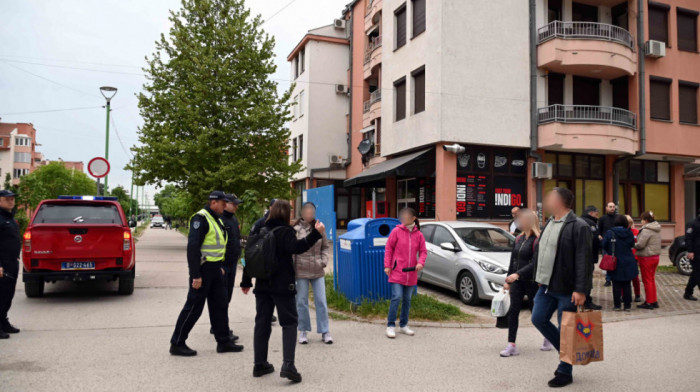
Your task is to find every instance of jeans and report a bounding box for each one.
[507,280,539,343]
[638,255,659,303]
[295,277,330,334]
[612,280,632,309]
[387,283,414,328]
[254,292,297,365]
[531,285,575,376]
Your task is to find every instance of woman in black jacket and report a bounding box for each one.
[241,200,324,383]
[500,209,552,356]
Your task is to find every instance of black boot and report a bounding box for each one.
[0,330,9,339]
[584,302,602,311]
[684,293,698,301]
[253,362,275,377]
[637,302,654,310]
[280,362,302,383]
[1,320,19,334]
[169,344,197,356]
[548,372,573,388]
[216,340,244,353]
[210,328,239,342]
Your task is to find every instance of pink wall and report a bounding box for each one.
[346,0,368,179]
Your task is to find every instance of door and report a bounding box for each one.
[572,2,598,22]
[612,77,629,110]
[573,76,601,106]
[424,225,461,288]
[548,73,565,105]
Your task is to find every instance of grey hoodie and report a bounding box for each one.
[635,221,662,257]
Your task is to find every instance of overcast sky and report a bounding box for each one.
[0,0,347,204]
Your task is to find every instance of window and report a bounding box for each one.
[14,137,29,147]
[397,178,417,213]
[677,8,698,52]
[420,225,436,243]
[547,73,564,105]
[544,152,605,216]
[411,0,426,37]
[454,227,514,252]
[572,2,598,22]
[650,76,671,121]
[394,77,406,121]
[412,67,425,114]
[612,2,629,30]
[293,95,299,118]
[33,203,123,224]
[300,49,305,73]
[618,159,670,221]
[395,4,407,49]
[612,76,629,110]
[294,58,299,79]
[299,90,305,117]
[14,152,31,163]
[648,2,670,44]
[431,226,457,248]
[13,168,29,179]
[0,138,3,146]
[679,81,699,124]
[548,0,562,22]
[299,135,303,160]
[292,138,298,161]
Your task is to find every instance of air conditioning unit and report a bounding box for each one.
[532,162,553,180]
[645,40,666,58]
[329,155,343,164]
[334,19,346,30]
[335,84,347,94]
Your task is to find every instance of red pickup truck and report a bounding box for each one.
[22,196,136,297]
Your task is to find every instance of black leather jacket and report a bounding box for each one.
[686,216,700,255]
[533,212,593,295]
[507,234,537,281]
[0,207,21,273]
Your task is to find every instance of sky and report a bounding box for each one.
[0,0,348,205]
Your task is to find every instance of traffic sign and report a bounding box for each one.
[88,157,110,178]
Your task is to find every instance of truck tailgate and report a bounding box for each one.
[29,224,126,260]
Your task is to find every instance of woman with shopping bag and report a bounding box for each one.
[601,215,638,311]
[499,209,553,357]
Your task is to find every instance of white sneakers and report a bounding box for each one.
[540,338,554,351]
[500,343,519,357]
[322,332,334,344]
[386,326,416,338]
[298,331,308,344]
[399,326,415,336]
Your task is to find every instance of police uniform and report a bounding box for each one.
[0,190,21,338]
[684,214,700,299]
[170,192,242,355]
[221,194,242,303]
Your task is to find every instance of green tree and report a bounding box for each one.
[128,0,300,214]
[17,162,96,209]
[109,185,140,217]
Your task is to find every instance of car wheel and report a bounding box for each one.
[457,271,481,305]
[25,280,45,298]
[118,275,135,295]
[676,251,693,276]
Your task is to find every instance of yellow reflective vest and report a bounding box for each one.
[192,208,228,263]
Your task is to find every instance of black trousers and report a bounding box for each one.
[223,263,237,304]
[171,262,230,345]
[0,261,18,323]
[612,280,632,309]
[685,259,700,296]
[507,280,539,343]
[253,292,297,365]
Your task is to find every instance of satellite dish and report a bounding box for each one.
[358,139,374,156]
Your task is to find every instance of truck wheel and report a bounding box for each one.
[118,276,135,295]
[25,281,45,298]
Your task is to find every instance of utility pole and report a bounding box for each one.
[99,86,117,193]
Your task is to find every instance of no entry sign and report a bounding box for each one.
[88,157,110,178]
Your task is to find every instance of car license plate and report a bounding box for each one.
[61,262,95,270]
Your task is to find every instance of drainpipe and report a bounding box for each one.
[613,0,647,208]
[345,7,354,168]
[528,0,544,219]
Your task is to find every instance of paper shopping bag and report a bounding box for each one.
[560,308,604,365]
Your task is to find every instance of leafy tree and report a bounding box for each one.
[128,0,300,215]
[109,185,139,217]
[17,162,96,210]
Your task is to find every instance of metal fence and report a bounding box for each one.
[537,21,634,50]
[538,104,637,129]
[363,90,382,113]
[364,36,383,63]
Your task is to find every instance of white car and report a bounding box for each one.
[150,216,164,228]
[419,221,515,305]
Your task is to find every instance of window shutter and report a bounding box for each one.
[679,82,698,124]
[414,69,425,114]
[395,79,406,121]
[412,0,426,37]
[648,5,669,44]
[677,10,698,52]
[650,78,671,121]
[396,7,407,48]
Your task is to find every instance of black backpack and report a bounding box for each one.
[244,226,282,279]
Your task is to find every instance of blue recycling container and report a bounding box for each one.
[336,217,400,304]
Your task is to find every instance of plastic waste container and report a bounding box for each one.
[336,217,400,304]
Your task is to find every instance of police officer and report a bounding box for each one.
[580,205,602,310]
[0,189,21,340]
[209,193,242,340]
[684,209,700,301]
[170,191,243,356]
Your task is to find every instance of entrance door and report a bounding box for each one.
[573,76,601,106]
[612,77,629,110]
[548,73,565,105]
[572,2,598,22]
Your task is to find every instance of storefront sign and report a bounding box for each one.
[417,178,435,218]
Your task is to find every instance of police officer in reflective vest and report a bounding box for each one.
[170,191,244,356]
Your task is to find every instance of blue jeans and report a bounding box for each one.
[387,283,414,328]
[295,277,330,334]
[531,285,575,376]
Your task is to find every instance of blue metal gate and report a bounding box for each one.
[303,185,338,288]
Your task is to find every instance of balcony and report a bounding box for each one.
[365,0,382,32]
[363,90,382,128]
[537,21,636,79]
[363,35,382,79]
[538,104,637,154]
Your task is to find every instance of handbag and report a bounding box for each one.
[560,307,604,365]
[599,234,617,272]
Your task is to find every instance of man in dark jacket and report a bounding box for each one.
[0,190,21,339]
[684,210,700,301]
[597,202,618,286]
[580,205,602,310]
[531,188,592,388]
[249,199,277,236]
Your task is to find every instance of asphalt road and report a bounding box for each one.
[1,227,697,392]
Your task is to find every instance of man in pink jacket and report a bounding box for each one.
[383,208,427,338]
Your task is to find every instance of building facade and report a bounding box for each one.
[0,123,40,185]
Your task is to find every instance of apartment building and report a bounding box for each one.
[287,24,352,220]
[37,156,85,172]
[292,0,700,242]
[0,122,40,185]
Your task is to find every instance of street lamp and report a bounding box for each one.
[99,86,117,194]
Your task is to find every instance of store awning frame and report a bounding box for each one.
[343,149,432,187]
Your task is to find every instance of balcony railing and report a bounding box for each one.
[537,21,634,50]
[364,36,383,63]
[538,104,637,129]
[363,90,382,113]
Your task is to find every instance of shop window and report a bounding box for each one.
[558,154,573,177]
[543,152,606,215]
[679,81,699,125]
[650,76,671,121]
[645,184,670,221]
[618,160,670,220]
[677,8,698,52]
[649,2,670,45]
[575,179,604,215]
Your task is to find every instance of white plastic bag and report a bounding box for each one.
[490,289,511,317]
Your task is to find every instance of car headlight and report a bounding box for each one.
[475,259,507,275]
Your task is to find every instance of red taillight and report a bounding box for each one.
[23,231,31,252]
[123,230,131,251]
